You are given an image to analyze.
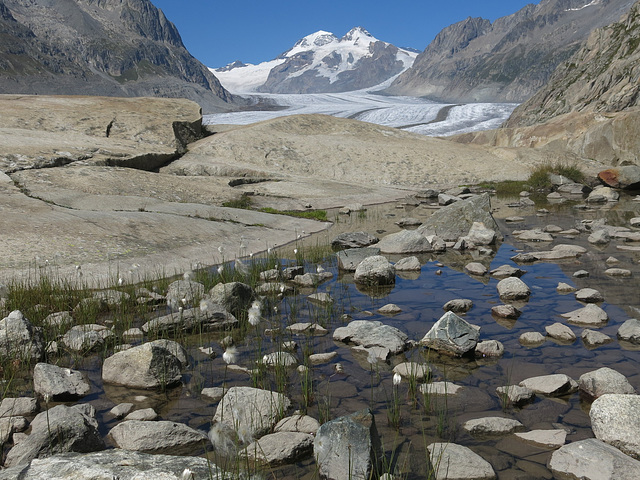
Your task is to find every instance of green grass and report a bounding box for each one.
[477,161,585,195]
[222,194,328,221]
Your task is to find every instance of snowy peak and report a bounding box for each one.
[213,27,417,94]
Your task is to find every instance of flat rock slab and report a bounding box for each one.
[561,303,609,327]
[462,417,524,436]
[549,438,640,480]
[243,431,313,465]
[514,429,567,448]
[334,320,409,355]
[109,420,208,455]
[519,374,578,396]
[419,382,463,396]
[428,442,496,480]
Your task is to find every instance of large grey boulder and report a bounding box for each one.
[142,305,238,334]
[427,442,495,480]
[336,247,380,271]
[208,281,255,317]
[418,193,501,243]
[4,404,105,467]
[561,303,609,326]
[331,232,379,250]
[519,374,578,396]
[165,279,205,309]
[244,431,314,465]
[0,449,231,480]
[590,394,640,459]
[598,166,640,189]
[0,311,44,362]
[353,255,396,286]
[102,341,184,389]
[376,229,432,254]
[579,367,636,398]
[212,387,291,442]
[61,324,114,353]
[549,438,640,480]
[618,318,640,343]
[33,363,91,401]
[496,277,530,300]
[108,420,208,455]
[420,311,479,357]
[314,409,382,480]
[333,320,410,356]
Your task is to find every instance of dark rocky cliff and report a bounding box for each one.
[0,0,239,113]
[384,0,636,103]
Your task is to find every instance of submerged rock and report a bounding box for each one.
[462,417,523,436]
[519,374,578,397]
[427,442,495,480]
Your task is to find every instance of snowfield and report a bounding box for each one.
[204,90,518,137]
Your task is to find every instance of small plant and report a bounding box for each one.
[526,161,585,190]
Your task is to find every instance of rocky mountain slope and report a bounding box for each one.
[0,0,238,113]
[384,0,635,103]
[505,0,640,127]
[213,27,417,94]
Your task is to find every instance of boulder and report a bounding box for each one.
[582,329,613,348]
[0,416,28,445]
[605,268,632,277]
[377,303,402,315]
[579,367,636,398]
[590,394,640,459]
[274,415,320,435]
[561,303,609,327]
[549,438,640,480]
[208,281,255,317]
[545,323,576,342]
[443,299,473,314]
[4,404,105,467]
[394,256,421,271]
[0,449,229,480]
[419,382,463,396]
[262,351,298,368]
[61,324,114,353]
[336,247,381,271]
[212,386,291,441]
[142,305,237,334]
[464,262,488,276]
[475,340,504,358]
[495,385,535,407]
[575,288,604,303]
[392,362,431,382]
[519,374,578,396]
[533,244,587,260]
[496,277,530,300]
[438,193,460,206]
[293,272,333,287]
[33,363,91,401]
[165,280,205,309]
[462,417,524,436]
[588,229,611,245]
[102,341,184,389]
[314,409,382,480]
[556,282,576,293]
[0,311,44,362]
[420,311,479,356]
[464,221,497,245]
[514,429,566,448]
[588,186,619,202]
[418,194,501,243]
[395,217,422,227]
[491,304,521,320]
[331,232,379,250]
[376,230,432,254]
[516,229,554,242]
[108,420,208,455]
[618,318,640,343]
[519,332,545,345]
[489,265,526,279]
[307,292,333,305]
[598,165,640,189]
[0,397,38,418]
[427,443,495,480]
[334,320,409,355]
[124,408,158,421]
[244,431,313,465]
[353,256,396,286]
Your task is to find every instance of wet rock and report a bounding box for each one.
[556,282,576,293]
[102,341,184,389]
[0,311,45,362]
[143,305,238,334]
[516,229,554,242]
[519,374,578,397]
[124,408,157,422]
[0,416,27,445]
[286,322,329,335]
[463,417,523,436]
[443,299,473,314]
[427,442,495,480]
[208,281,255,317]
[465,262,487,276]
[598,166,640,189]
[392,362,431,382]
[588,186,619,202]
[61,324,114,353]
[561,304,608,327]
[308,292,334,305]
[336,247,381,271]
[475,340,504,358]
[514,429,566,448]
[0,397,38,418]
[43,311,73,328]
[631,216,640,227]
[314,409,382,480]
[201,387,225,401]
[520,197,535,207]
[588,229,611,244]
[33,363,90,401]
[438,193,460,205]
[420,311,480,357]
[618,319,640,343]
[534,244,587,260]
[213,387,291,441]
[165,280,205,309]
[396,217,422,228]
[262,351,298,368]
[549,438,640,480]
[334,320,409,355]
[465,221,497,245]
[419,382,463,396]
[418,194,501,243]
[0,450,228,480]
[495,385,535,407]
[378,303,402,315]
[579,367,636,398]
[590,394,640,459]
[606,268,632,277]
[491,304,521,320]
[4,404,105,467]
[582,329,613,348]
[376,229,432,254]
[394,256,421,271]
[109,420,208,455]
[354,255,396,286]
[489,265,526,278]
[496,277,530,300]
[308,352,338,364]
[282,266,304,280]
[519,332,545,345]
[575,288,604,303]
[275,415,320,434]
[331,232,379,250]
[573,269,590,278]
[109,403,134,419]
[293,271,334,287]
[244,431,314,465]
[545,323,576,342]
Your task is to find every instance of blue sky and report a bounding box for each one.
[152,0,538,68]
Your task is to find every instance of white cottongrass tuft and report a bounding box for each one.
[316,265,325,273]
[248,306,261,326]
[393,372,402,386]
[218,245,224,254]
[217,265,224,275]
[222,346,238,365]
[181,468,195,480]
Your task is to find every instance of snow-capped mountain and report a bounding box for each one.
[212,27,417,94]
